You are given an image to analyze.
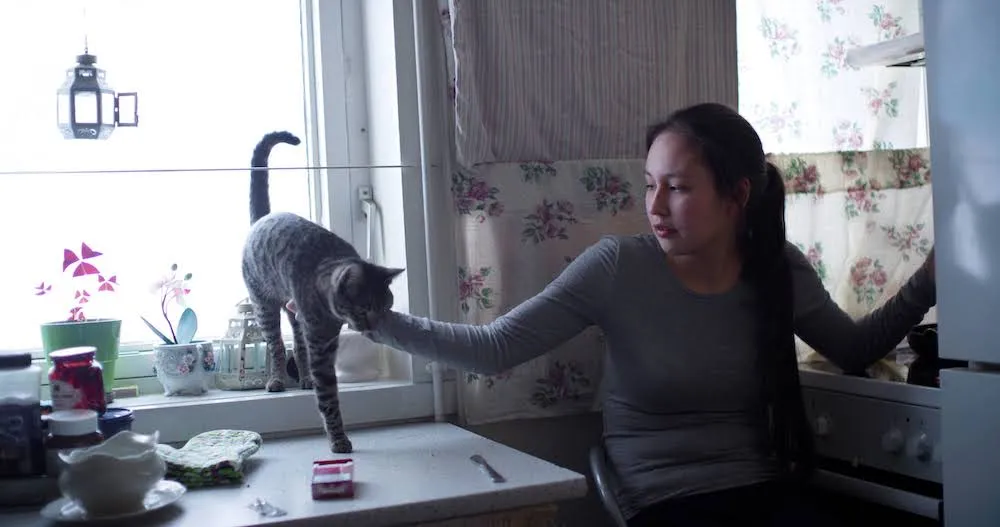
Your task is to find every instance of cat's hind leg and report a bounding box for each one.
[284,303,313,390]
[301,317,352,453]
[251,299,288,393]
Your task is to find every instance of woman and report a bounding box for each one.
[294,103,937,525]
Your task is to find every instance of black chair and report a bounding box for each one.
[589,444,629,527]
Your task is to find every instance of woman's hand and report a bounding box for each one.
[283,300,381,331]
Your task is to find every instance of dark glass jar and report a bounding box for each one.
[44,409,104,477]
[48,347,106,415]
[0,351,44,477]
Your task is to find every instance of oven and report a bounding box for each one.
[800,363,943,521]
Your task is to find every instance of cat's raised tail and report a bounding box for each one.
[250,131,302,224]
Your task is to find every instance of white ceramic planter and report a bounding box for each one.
[152,341,216,396]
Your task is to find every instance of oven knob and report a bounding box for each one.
[881,427,904,454]
[814,415,832,437]
[907,432,934,462]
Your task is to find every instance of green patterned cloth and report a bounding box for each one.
[156,430,263,488]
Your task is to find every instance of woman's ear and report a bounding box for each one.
[738,178,751,209]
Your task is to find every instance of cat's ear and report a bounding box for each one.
[332,261,364,295]
[383,267,405,282]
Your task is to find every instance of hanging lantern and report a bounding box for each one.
[56,51,138,140]
[213,301,271,391]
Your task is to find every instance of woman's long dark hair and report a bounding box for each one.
[645,102,814,480]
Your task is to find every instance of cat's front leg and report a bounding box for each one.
[302,318,352,454]
[284,304,313,390]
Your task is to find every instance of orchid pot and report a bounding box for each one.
[152,341,216,396]
[142,263,214,395]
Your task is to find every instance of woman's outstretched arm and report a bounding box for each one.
[363,236,620,375]
[790,244,936,373]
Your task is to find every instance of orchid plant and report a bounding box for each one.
[141,263,200,345]
[35,243,119,322]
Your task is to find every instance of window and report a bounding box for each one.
[0,1,452,435]
[0,1,313,352]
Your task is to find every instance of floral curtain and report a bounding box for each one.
[739,0,928,153]
[739,0,935,380]
[451,161,648,423]
[438,2,649,424]
[436,0,936,425]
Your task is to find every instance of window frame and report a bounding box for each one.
[23,0,456,438]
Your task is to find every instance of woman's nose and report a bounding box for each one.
[649,187,670,215]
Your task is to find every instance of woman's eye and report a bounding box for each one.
[644,183,655,190]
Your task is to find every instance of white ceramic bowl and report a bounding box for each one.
[58,430,166,515]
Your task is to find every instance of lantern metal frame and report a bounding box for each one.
[56,52,139,140]
[213,302,271,391]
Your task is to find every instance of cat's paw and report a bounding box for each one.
[330,435,353,454]
[266,377,286,392]
[299,376,314,390]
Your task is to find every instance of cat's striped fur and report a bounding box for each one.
[241,131,404,453]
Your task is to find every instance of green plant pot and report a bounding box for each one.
[40,319,122,399]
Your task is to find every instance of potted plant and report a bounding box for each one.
[142,264,215,396]
[36,243,123,401]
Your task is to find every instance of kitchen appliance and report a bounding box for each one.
[802,321,990,524]
[800,324,951,521]
[801,362,943,520]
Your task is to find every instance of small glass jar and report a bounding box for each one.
[98,407,134,438]
[0,351,44,477]
[48,346,106,415]
[44,409,104,477]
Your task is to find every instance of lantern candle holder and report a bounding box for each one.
[213,302,270,391]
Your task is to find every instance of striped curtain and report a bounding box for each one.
[449,0,737,167]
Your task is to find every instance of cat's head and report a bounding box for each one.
[328,260,405,332]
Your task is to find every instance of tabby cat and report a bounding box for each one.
[241,131,404,453]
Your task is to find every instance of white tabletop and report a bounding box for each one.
[1,422,588,526]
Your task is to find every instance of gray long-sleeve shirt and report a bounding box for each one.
[367,234,936,518]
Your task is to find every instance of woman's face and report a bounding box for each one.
[644,132,744,256]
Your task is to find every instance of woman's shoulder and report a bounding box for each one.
[783,241,813,274]
[569,234,656,277]
[783,241,830,311]
[597,233,659,254]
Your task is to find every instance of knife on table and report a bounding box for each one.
[470,454,506,483]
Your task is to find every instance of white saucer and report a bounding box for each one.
[40,479,186,523]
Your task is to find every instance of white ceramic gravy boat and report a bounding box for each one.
[58,430,166,515]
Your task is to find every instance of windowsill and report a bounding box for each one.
[30,331,447,444]
[125,378,403,409]
[1,422,587,526]
[128,379,459,444]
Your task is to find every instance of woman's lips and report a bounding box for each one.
[653,225,677,238]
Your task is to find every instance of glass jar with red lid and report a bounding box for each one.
[48,346,106,415]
